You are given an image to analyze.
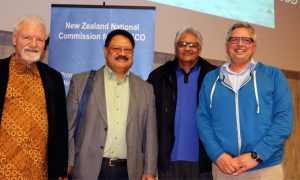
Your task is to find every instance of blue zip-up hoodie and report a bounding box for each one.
[197,62,293,171]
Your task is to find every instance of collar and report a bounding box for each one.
[10,54,40,77]
[221,58,256,76]
[104,65,129,82]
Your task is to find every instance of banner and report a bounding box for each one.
[48,5,156,92]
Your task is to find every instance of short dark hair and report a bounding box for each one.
[104,29,135,48]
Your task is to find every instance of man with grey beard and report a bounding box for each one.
[0,15,68,179]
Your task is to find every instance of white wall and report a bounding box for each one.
[1,0,299,71]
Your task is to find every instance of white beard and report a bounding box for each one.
[20,48,41,64]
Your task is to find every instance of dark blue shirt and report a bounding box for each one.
[171,64,201,162]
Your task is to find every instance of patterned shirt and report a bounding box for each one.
[0,56,48,179]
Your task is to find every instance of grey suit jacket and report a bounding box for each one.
[67,67,157,179]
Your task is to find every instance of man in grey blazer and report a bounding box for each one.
[67,29,157,180]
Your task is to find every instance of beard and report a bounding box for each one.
[20,47,42,64]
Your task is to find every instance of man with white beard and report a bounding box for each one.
[0,15,68,179]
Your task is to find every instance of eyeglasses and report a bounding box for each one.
[177,41,199,49]
[228,37,254,45]
[108,46,133,54]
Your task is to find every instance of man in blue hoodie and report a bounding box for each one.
[197,22,293,179]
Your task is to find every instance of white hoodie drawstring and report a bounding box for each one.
[210,76,219,109]
[210,71,260,113]
[253,71,260,113]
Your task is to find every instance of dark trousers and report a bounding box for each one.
[158,161,212,180]
[98,159,129,180]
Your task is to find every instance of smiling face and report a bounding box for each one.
[12,21,47,66]
[175,32,201,68]
[104,34,134,76]
[226,27,256,66]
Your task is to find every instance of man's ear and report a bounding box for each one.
[104,47,108,58]
[12,34,17,46]
[198,48,202,56]
[44,38,49,50]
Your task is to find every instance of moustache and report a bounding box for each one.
[24,48,40,53]
[115,55,128,61]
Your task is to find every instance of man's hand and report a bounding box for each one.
[58,166,74,180]
[141,173,156,180]
[216,153,240,175]
[233,152,259,175]
[58,176,67,180]
[67,166,74,176]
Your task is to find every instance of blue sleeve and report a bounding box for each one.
[197,75,225,162]
[253,69,293,161]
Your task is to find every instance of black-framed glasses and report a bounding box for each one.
[177,41,199,49]
[228,37,254,45]
[108,46,133,54]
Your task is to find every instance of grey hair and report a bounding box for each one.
[226,22,256,42]
[174,26,203,49]
[13,15,48,37]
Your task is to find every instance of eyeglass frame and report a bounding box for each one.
[176,41,199,49]
[228,37,254,45]
[107,45,134,55]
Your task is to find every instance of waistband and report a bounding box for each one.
[102,157,127,167]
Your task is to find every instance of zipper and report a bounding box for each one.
[235,92,241,155]
[221,81,242,156]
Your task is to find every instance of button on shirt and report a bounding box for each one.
[103,66,129,159]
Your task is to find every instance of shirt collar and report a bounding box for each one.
[221,58,256,76]
[104,65,129,82]
[10,54,40,77]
